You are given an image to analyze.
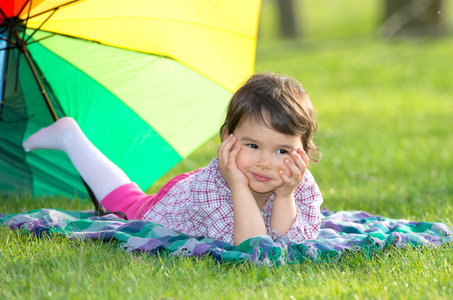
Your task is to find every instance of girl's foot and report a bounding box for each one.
[23,117,78,152]
[23,116,131,204]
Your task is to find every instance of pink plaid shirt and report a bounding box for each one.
[142,158,323,245]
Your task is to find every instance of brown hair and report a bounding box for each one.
[220,72,321,162]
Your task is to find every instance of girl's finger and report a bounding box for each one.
[287,153,300,168]
[218,135,236,162]
[218,143,227,164]
[285,158,301,179]
[279,170,291,185]
[297,148,309,167]
[290,149,307,172]
[228,145,241,165]
[219,134,234,150]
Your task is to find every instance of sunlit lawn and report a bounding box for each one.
[2,0,453,299]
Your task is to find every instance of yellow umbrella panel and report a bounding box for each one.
[26,0,260,93]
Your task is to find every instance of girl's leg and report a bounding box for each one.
[23,117,131,201]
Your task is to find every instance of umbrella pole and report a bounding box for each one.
[12,30,104,215]
[12,30,58,121]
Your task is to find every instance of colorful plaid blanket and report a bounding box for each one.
[1,208,451,265]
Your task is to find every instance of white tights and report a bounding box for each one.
[23,117,131,201]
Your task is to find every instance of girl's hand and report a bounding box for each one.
[274,148,309,197]
[218,134,249,190]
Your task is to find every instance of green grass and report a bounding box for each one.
[2,223,453,299]
[2,0,453,298]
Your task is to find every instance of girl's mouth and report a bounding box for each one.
[251,172,270,182]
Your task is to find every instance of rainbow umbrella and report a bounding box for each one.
[0,1,261,203]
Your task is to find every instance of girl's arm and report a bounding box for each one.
[218,135,267,246]
[271,175,323,242]
[270,193,297,234]
[271,148,309,234]
[231,187,267,245]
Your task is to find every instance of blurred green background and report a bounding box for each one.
[150,0,453,223]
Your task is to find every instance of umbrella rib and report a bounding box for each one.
[5,30,12,74]
[10,29,58,121]
[14,46,21,91]
[25,8,59,42]
[0,7,9,22]
[0,0,78,26]
[15,0,32,20]
[0,36,15,44]
[26,33,56,45]
[25,0,80,20]
[21,0,34,40]
[0,46,15,51]
[25,29,103,46]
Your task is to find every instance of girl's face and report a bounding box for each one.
[227,117,303,205]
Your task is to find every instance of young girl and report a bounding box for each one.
[23,72,323,246]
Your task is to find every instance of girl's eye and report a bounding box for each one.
[276,149,289,154]
[247,144,259,149]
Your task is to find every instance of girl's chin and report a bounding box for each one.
[248,184,275,197]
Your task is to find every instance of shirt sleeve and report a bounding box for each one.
[268,169,323,242]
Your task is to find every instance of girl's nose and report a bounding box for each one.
[256,153,271,169]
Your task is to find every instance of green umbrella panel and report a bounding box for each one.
[0,32,232,199]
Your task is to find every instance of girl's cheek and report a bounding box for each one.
[235,150,248,171]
